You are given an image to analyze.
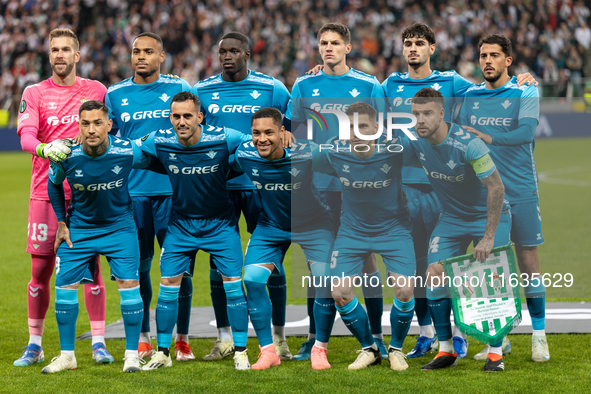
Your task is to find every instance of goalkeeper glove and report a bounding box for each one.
[36,139,75,164]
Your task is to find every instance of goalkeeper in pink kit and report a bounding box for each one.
[14,28,113,366]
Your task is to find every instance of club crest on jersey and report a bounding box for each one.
[312,89,320,96]
[75,170,83,177]
[472,102,479,109]
[20,100,27,113]
[121,98,129,106]
[169,153,177,160]
[250,90,261,99]
[252,168,259,176]
[159,93,170,102]
[212,92,220,100]
[446,160,457,169]
[501,99,511,109]
[206,150,217,159]
[48,102,57,109]
[397,85,404,92]
[112,165,123,175]
[349,89,360,98]
[289,168,300,177]
[380,164,391,174]
[80,97,88,104]
[343,164,350,173]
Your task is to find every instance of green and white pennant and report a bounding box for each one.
[442,244,522,345]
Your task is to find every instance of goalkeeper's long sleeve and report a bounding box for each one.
[47,179,67,222]
[19,126,42,155]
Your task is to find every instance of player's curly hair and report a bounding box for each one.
[171,91,201,111]
[317,23,351,44]
[412,88,445,108]
[401,23,436,46]
[79,100,108,117]
[252,107,282,128]
[49,28,79,51]
[345,102,377,121]
[478,34,512,57]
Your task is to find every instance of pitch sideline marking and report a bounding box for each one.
[538,166,591,187]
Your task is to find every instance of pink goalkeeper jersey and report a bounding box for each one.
[17,77,107,200]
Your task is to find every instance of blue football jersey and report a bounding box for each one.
[191,70,290,191]
[105,74,191,197]
[286,68,386,191]
[48,135,150,227]
[407,123,510,219]
[136,125,250,219]
[312,134,409,233]
[458,76,540,203]
[234,140,330,231]
[383,70,473,185]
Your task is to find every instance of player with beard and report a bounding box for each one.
[15,28,111,367]
[105,32,194,362]
[459,34,548,363]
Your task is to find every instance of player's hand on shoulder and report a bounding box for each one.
[306,64,324,75]
[38,139,76,164]
[282,130,296,148]
[462,126,492,144]
[164,74,181,79]
[516,72,538,87]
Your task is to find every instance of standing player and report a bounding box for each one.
[313,103,416,371]
[42,100,148,373]
[234,108,334,370]
[408,88,511,372]
[105,32,194,361]
[286,22,389,361]
[15,28,111,367]
[138,92,251,371]
[459,34,548,362]
[191,32,292,361]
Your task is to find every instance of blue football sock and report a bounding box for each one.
[307,285,316,335]
[139,268,152,333]
[428,297,452,342]
[176,276,193,335]
[336,297,374,348]
[390,297,415,349]
[267,271,287,327]
[155,284,180,350]
[55,288,79,352]
[210,268,229,328]
[223,279,248,348]
[414,297,432,327]
[524,277,546,330]
[244,265,273,347]
[119,286,144,351]
[313,297,336,343]
[362,270,384,335]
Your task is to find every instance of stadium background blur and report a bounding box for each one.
[1,0,591,127]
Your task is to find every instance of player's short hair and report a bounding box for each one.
[252,107,282,128]
[79,100,108,117]
[219,32,250,49]
[412,88,445,109]
[49,28,80,51]
[345,102,377,121]
[171,91,201,112]
[478,34,512,57]
[317,23,351,44]
[134,32,164,51]
[401,23,436,46]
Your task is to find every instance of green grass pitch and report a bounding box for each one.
[0,137,590,393]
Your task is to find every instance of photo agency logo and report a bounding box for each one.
[303,100,418,153]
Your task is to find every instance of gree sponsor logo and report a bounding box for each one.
[252,181,302,191]
[470,116,512,127]
[339,177,392,188]
[47,114,79,126]
[169,164,219,175]
[424,169,465,182]
[208,104,261,114]
[72,178,125,192]
[120,109,170,123]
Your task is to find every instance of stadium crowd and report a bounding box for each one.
[1,0,590,120]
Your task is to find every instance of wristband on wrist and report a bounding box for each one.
[36,143,47,159]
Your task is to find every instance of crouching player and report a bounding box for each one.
[407,88,511,372]
[136,92,251,370]
[43,101,150,373]
[313,102,417,371]
[233,108,336,370]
